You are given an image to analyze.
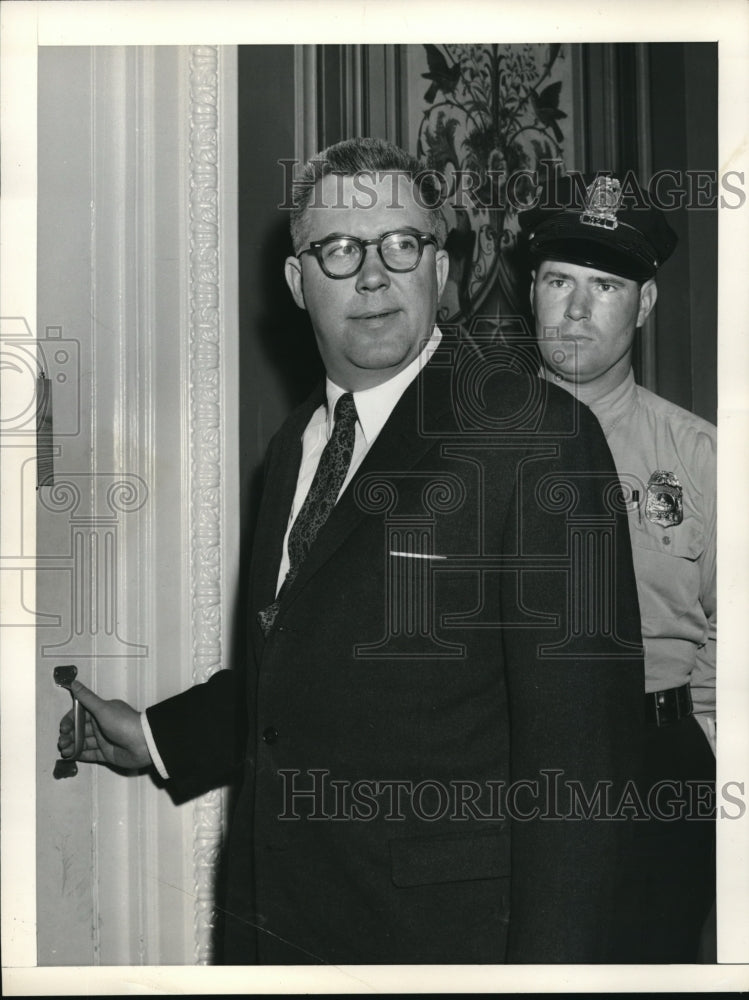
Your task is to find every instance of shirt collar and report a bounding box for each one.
[325,327,442,443]
[540,366,638,437]
[585,369,638,436]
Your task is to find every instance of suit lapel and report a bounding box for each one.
[277,349,457,613]
[250,385,325,611]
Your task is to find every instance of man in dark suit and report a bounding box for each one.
[60,137,645,965]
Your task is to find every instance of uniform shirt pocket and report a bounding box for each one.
[627,513,707,638]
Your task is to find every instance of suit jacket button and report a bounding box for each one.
[262,726,279,744]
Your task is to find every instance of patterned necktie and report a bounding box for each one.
[257,392,358,636]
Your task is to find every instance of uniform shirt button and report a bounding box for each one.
[662,535,671,545]
[262,726,279,744]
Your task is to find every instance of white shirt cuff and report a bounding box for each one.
[141,711,170,779]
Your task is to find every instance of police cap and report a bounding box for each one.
[519,174,678,281]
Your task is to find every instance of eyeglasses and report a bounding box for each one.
[298,229,438,279]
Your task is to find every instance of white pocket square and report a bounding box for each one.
[389,551,447,560]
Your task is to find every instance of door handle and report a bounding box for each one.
[53,664,84,779]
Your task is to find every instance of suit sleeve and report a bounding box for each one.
[501,397,646,963]
[145,669,247,801]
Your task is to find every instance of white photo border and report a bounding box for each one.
[2,0,748,994]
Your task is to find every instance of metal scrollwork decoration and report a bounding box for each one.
[415,43,569,325]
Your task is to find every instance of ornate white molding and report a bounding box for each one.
[188,43,226,966]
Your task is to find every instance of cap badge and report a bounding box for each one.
[580,176,622,231]
[645,470,683,527]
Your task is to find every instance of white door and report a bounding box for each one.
[32,44,239,966]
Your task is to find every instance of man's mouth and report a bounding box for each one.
[557,330,593,341]
[350,308,401,328]
[351,308,399,321]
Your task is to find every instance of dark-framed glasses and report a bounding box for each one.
[298,229,438,279]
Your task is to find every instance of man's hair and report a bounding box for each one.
[289,136,448,252]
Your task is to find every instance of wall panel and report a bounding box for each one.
[36,44,238,966]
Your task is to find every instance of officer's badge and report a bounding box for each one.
[645,471,683,527]
[580,176,622,231]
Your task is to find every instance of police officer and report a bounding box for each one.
[520,176,716,962]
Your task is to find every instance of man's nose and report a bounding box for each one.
[355,245,391,291]
[565,286,591,321]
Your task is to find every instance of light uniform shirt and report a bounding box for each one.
[144,328,443,779]
[553,370,716,749]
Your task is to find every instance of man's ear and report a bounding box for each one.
[284,256,307,311]
[435,248,449,301]
[528,269,537,314]
[637,278,658,327]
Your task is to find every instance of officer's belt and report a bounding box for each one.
[646,683,693,727]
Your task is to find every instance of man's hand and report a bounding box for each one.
[58,680,153,771]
